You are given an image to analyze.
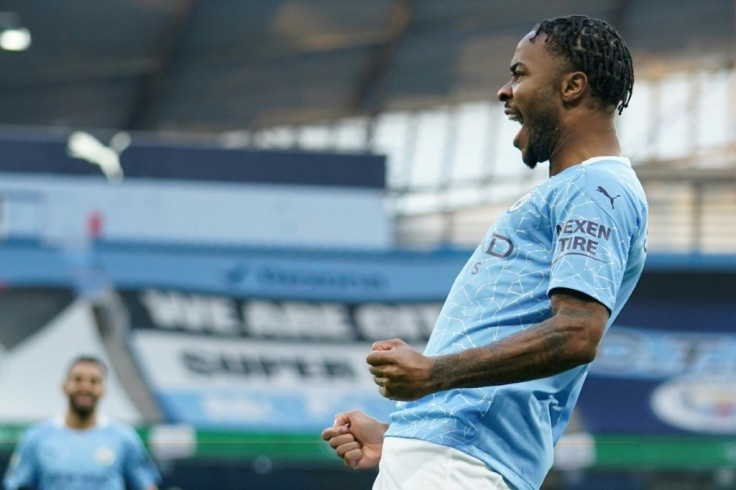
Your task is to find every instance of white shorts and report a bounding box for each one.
[372,437,511,490]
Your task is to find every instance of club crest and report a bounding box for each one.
[508,190,534,213]
[95,445,116,466]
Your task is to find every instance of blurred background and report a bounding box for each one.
[0,1,734,489]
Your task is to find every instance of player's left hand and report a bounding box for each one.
[366,339,436,401]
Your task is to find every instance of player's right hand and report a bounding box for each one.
[320,410,387,469]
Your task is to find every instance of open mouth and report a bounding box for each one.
[73,394,96,404]
[505,108,527,150]
[505,109,524,125]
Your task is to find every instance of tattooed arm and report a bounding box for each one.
[367,289,609,401]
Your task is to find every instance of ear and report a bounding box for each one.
[560,71,588,105]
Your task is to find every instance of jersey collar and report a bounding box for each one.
[580,156,632,167]
[54,414,109,429]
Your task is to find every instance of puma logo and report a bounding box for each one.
[596,186,621,209]
[67,131,130,182]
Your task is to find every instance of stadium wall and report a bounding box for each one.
[1,241,734,488]
[0,130,391,249]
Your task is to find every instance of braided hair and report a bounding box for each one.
[531,15,634,114]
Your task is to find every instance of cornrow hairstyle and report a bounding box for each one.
[531,15,634,114]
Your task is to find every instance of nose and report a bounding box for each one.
[497,80,512,102]
[77,378,97,390]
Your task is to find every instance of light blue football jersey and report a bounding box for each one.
[3,417,161,490]
[385,157,648,490]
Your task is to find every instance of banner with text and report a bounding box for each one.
[2,242,734,435]
[122,287,442,429]
[99,245,469,430]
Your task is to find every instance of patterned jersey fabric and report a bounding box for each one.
[385,157,648,490]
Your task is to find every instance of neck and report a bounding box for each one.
[65,410,97,430]
[547,114,621,176]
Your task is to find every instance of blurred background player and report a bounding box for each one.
[323,15,647,490]
[3,355,161,490]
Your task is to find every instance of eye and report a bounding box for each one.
[511,71,524,81]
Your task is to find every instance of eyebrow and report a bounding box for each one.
[509,62,526,72]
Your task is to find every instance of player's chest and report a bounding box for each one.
[480,193,552,254]
[38,435,123,476]
[497,189,552,232]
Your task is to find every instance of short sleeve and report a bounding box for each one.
[123,430,161,489]
[547,178,631,311]
[3,431,39,490]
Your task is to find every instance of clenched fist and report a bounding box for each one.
[366,339,438,401]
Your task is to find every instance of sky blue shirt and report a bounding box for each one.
[3,417,161,490]
[385,157,648,490]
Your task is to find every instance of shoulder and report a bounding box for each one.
[580,157,643,192]
[104,418,138,435]
[582,159,647,213]
[103,418,145,446]
[21,419,59,443]
[548,159,645,210]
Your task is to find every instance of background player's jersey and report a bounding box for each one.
[3,416,160,490]
[385,157,648,490]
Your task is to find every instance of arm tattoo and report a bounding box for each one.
[430,296,605,390]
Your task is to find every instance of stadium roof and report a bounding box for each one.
[1,0,734,132]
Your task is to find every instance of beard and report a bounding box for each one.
[518,87,561,169]
[523,110,560,169]
[69,395,98,418]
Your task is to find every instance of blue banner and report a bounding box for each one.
[1,241,735,434]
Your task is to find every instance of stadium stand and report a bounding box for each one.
[0,1,735,489]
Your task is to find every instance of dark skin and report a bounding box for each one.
[323,30,618,468]
[367,290,608,401]
[323,411,387,469]
[498,31,622,175]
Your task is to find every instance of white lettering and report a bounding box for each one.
[243,301,352,340]
[140,289,186,329]
[138,289,440,342]
[209,298,240,334]
[354,304,437,341]
[282,302,354,339]
[244,300,284,336]
[140,290,240,334]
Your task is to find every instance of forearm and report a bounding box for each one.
[430,314,598,392]
[368,291,608,401]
